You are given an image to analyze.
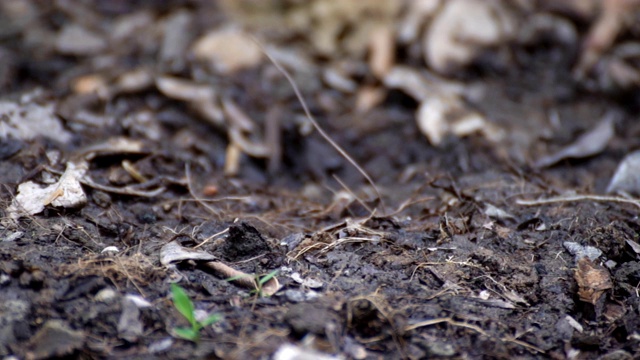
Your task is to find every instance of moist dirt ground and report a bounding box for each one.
[1,1,640,359]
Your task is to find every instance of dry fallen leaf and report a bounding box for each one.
[0,99,73,143]
[7,161,88,220]
[55,24,107,56]
[368,24,395,78]
[155,76,224,126]
[534,112,615,168]
[191,27,262,74]
[607,150,640,194]
[416,97,498,146]
[424,0,516,74]
[574,257,612,305]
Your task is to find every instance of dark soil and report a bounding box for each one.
[1,1,639,359]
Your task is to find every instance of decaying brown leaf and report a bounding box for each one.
[574,257,612,305]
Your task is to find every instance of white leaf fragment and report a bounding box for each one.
[7,161,88,220]
[101,246,120,254]
[124,294,153,308]
[290,272,324,289]
[0,100,72,143]
[564,315,583,333]
[484,203,516,221]
[607,150,640,195]
[273,343,343,360]
[159,241,216,266]
[563,241,602,262]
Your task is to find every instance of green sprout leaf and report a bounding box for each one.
[200,313,222,327]
[174,327,199,342]
[170,283,222,343]
[171,283,196,326]
[258,270,279,286]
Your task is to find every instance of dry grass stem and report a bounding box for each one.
[517,194,640,209]
[185,163,220,217]
[254,38,386,214]
[194,227,229,249]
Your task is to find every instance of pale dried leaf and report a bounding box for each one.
[159,241,216,266]
[191,27,262,74]
[607,150,640,194]
[273,343,342,360]
[229,127,270,158]
[323,68,357,93]
[56,24,106,55]
[484,203,516,221]
[79,137,145,160]
[368,25,395,78]
[564,315,584,333]
[416,98,450,146]
[115,68,154,93]
[398,0,441,44]
[564,241,602,262]
[0,100,72,143]
[156,76,213,102]
[355,86,386,113]
[626,239,640,255]
[425,0,516,74]
[535,113,615,168]
[290,272,324,289]
[7,161,88,220]
[156,76,224,126]
[222,97,255,132]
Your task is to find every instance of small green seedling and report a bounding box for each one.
[226,269,279,298]
[170,283,220,342]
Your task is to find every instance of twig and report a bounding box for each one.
[516,194,640,209]
[193,227,229,249]
[45,165,165,197]
[81,176,165,197]
[500,336,545,354]
[253,38,386,214]
[332,174,373,214]
[405,317,487,336]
